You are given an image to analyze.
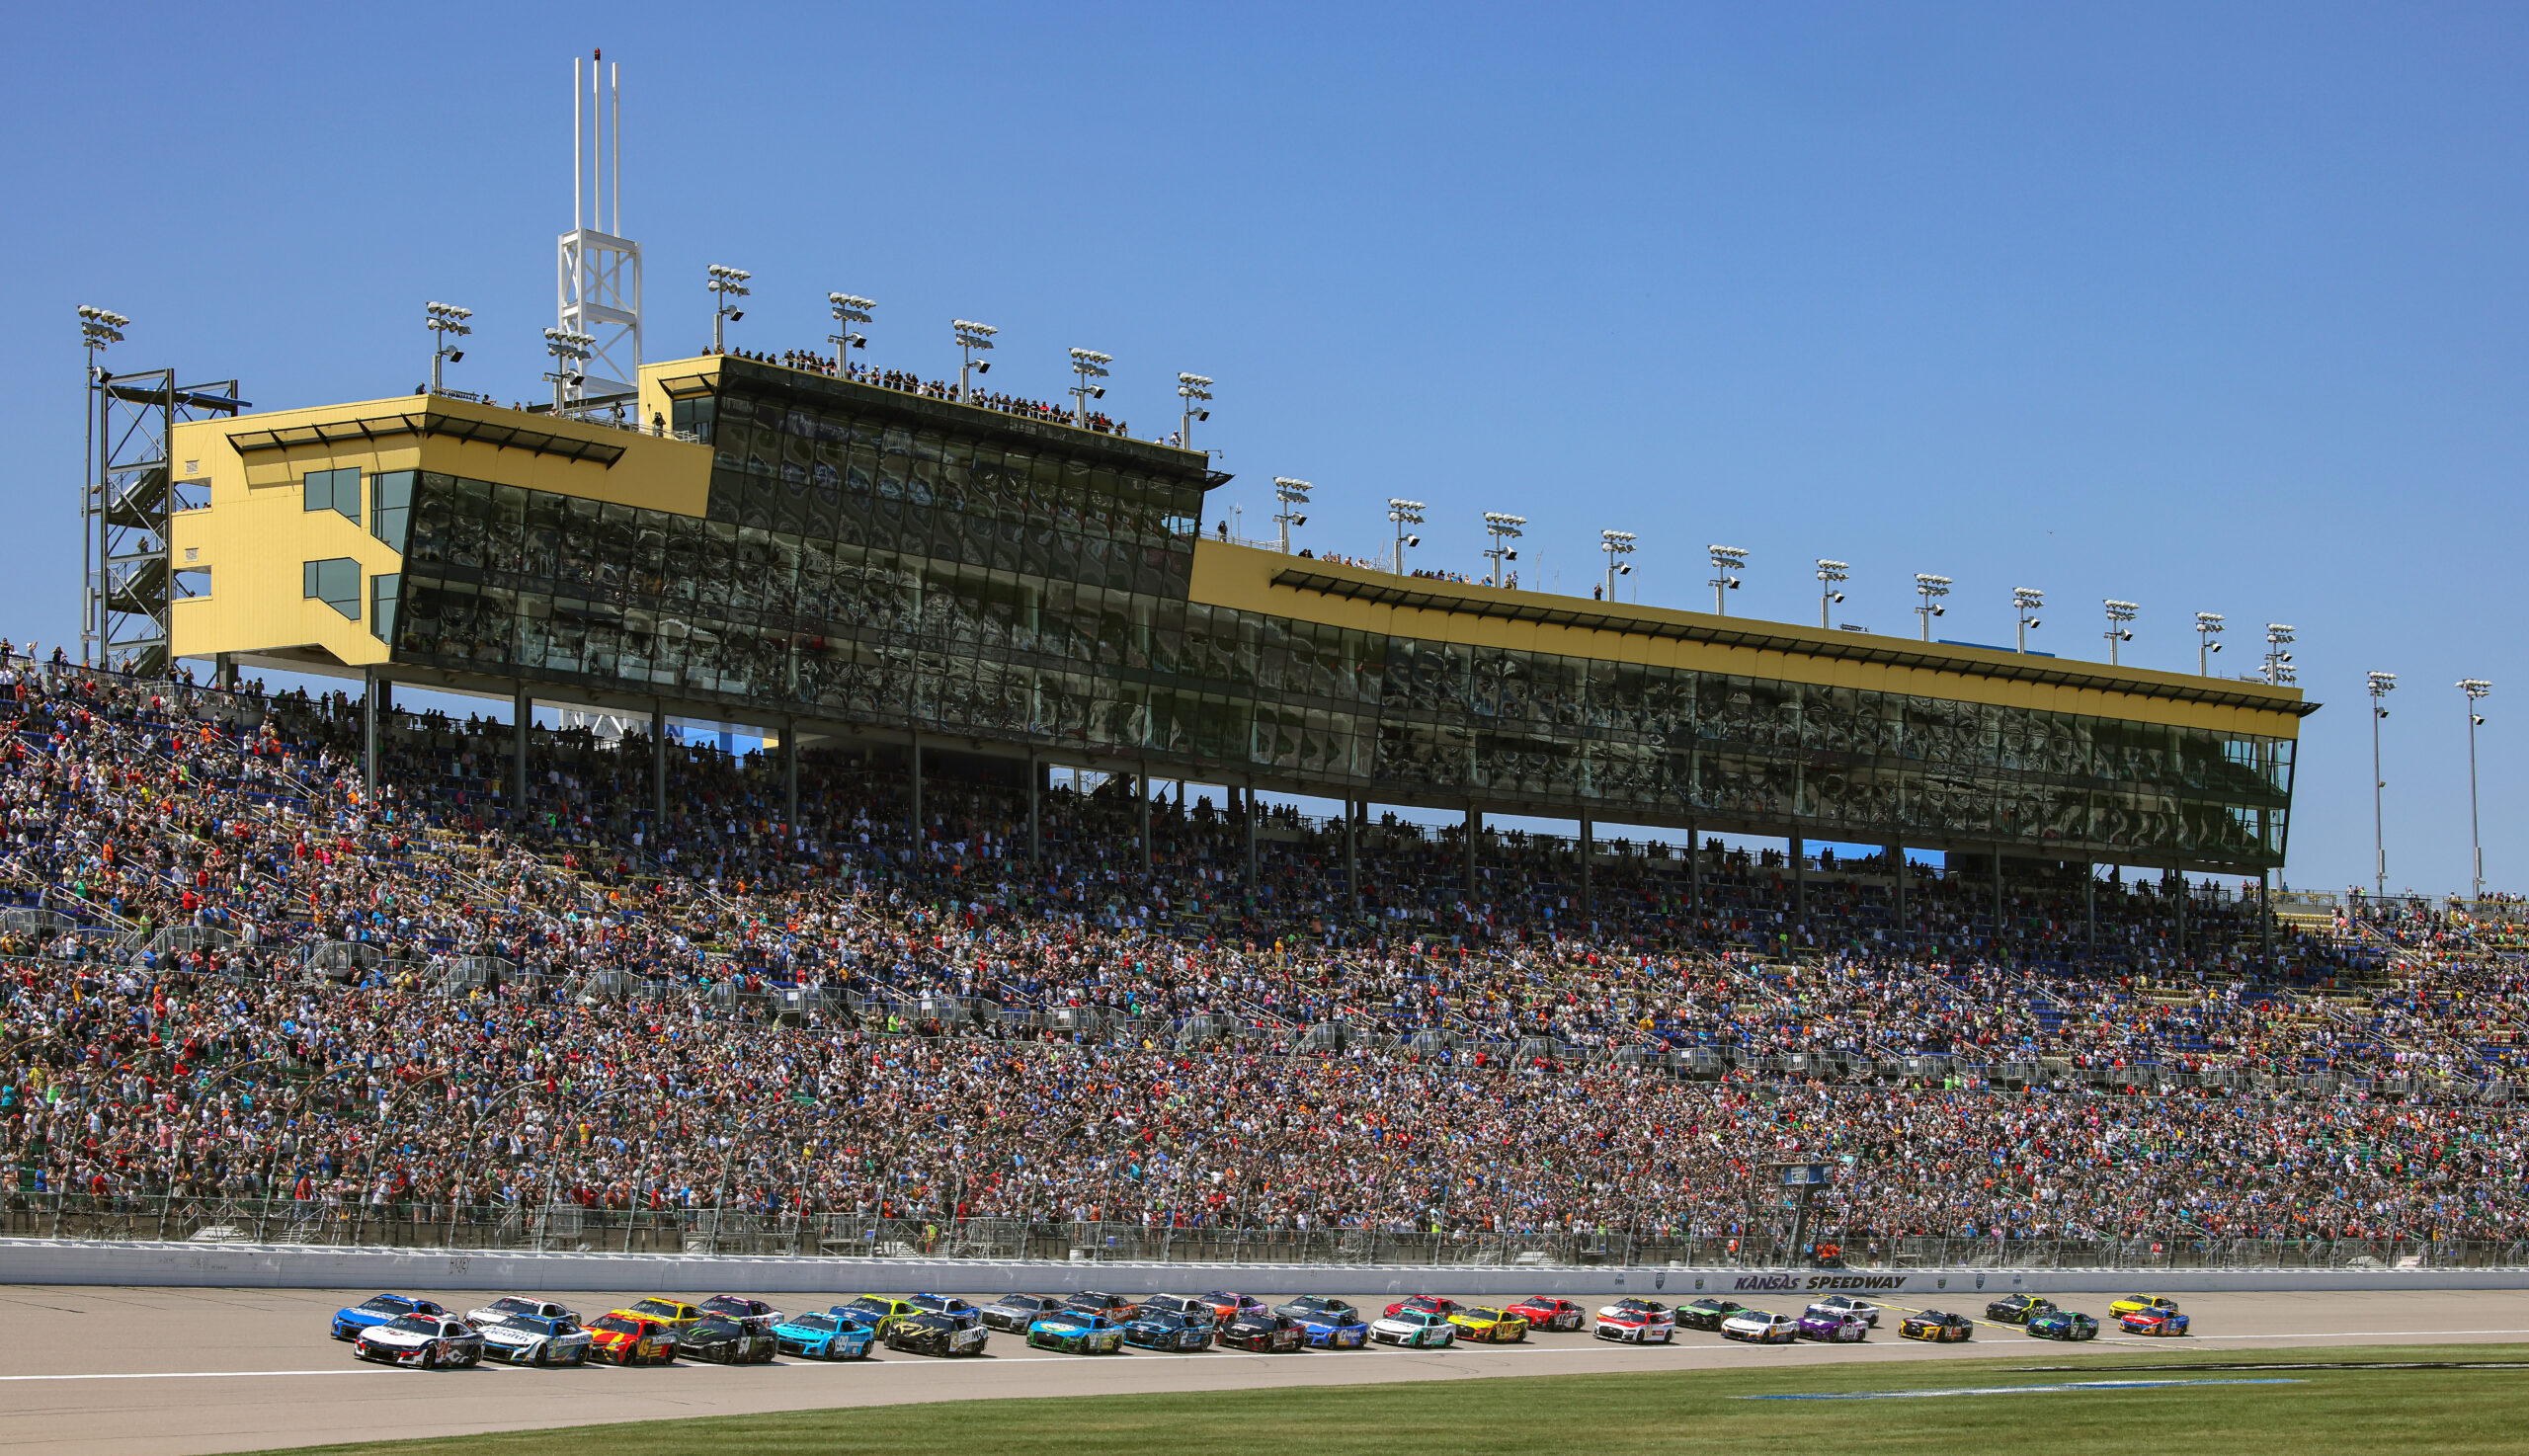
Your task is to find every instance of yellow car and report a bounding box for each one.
[624,1297,704,1332]
[2109,1295,2182,1320]
[1447,1307,1530,1343]
[838,1295,920,1336]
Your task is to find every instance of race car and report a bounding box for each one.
[1675,1298,1746,1332]
[1720,1310,1801,1343]
[2110,1295,2184,1321]
[1384,1294,1463,1321]
[464,1296,580,1328]
[1802,1294,1882,1328]
[2026,1309,2099,1341]
[1594,1299,1675,1343]
[472,1312,594,1366]
[1505,1296,1587,1333]
[907,1294,981,1327]
[1122,1309,1214,1352]
[1027,1309,1127,1353]
[837,1295,921,1337]
[980,1293,1065,1334]
[585,1310,680,1365]
[1064,1290,1145,1322]
[623,1297,706,1332]
[1140,1293,1221,1326]
[1196,1291,1268,1324]
[772,1309,877,1360]
[1448,1307,1529,1343]
[1985,1293,2058,1325]
[1273,1296,1369,1348]
[1218,1312,1307,1352]
[352,1312,484,1369]
[1794,1310,1871,1342]
[2119,1307,2192,1336]
[330,1294,449,1340]
[680,1314,778,1364]
[1369,1308,1458,1348]
[1899,1310,1976,1342]
[885,1311,991,1356]
[698,1295,785,1333]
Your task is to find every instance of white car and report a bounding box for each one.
[465,1296,581,1326]
[353,1312,485,1369]
[1802,1294,1881,1327]
[1592,1298,1676,1342]
[472,1312,594,1366]
[1720,1310,1801,1344]
[1369,1310,1458,1348]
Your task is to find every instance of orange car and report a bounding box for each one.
[584,1309,679,1365]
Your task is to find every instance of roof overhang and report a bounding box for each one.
[223,410,627,467]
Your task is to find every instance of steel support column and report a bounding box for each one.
[1465,805,1480,900]
[1790,833,1805,924]
[909,731,924,873]
[1138,763,1152,873]
[1244,782,1258,898]
[783,720,798,829]
[1346,793,1359,915]
[361,667,378,804]
[1580,811,1593,916]
[1026,754,1040,865]
[650,701,667,828]
[512,685,530,823]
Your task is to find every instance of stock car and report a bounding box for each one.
[698,1295,785,1333]
[1505,1296,1587,1333]
[1218,1311,1308,1352]
[907,1295,981,1326]
[1595,1298,1675,1343]
[1899,1310,1977,1343]
[1273,1296,1369,1348]
[1794,1310,1871,1343]
[839,1295,922,1337]
[1802,1294,1882,1328]
[1028,1310,1127,1354]
[2120,1306,2193,1336]
[680,1315,778,1364]
[585,1310,681,1365]
[623,1297,706,1332]
[1720,1310,1802,1344]
[352,1312,484,1369]
[1449,1307,1530,1343]
[473,1312,594,1366]
[1140,1293,1220,1324]
[1675,1298,1746,1333]
[1986,1293,2059,1325]
[1384,1295,1465,1321]
[2110,1295,2185,1322]
[1198,1291,1269,1324]
[1066,1291,1146,1322]
[885,1311,992,1356]
[2027,1309,2100,1341]
[1369,1309,1459,1348]
[330,1294,449,1340]
[464,1296,579,1328]
[1123,1309,1214,1352]
[980,1293,1065,1334]
[772,1309,877,1360]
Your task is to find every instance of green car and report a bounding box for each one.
[1027,1310,1126,1353]
[1984,1293,2057,1325]
[2026,1309,2098,1341]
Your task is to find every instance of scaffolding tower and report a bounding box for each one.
[82,367,245,674]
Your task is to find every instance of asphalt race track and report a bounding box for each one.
[5,1284,2527,1456]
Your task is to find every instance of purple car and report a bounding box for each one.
[1795,1311,1871,1342]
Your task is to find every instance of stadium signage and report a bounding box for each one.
[1733,1273,1914,1293]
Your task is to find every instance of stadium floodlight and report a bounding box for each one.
[1272,477,1314,554]
[542,326,596,410]
[705,265,751,352]
[1707,545,1749,615]
[78,304,128,364]
[1602,530,1638,601]
[425,301,473,394]
[2012,587,2045,654]
[2195,611,2226,676]
[2262,623,2298,687]
[827,293,873,372]
[1913,573,1951,640]
[1177,373,1213,450]
[1388,499,1427,574]
[1068,348,1112,427]
[1816,559,1849,629]
[951,319,998,401]
[2369,670,2398,896]
[1482,513,1526,587]
[2101,599,2139,666]
[2462,678,2494,899]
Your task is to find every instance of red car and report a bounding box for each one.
[1505,1296,1587,1333]
[1383,1295,1463,1320]
[1062,1291,1144,1322]
[1199,1291,1269,1323]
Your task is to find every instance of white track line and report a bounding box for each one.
[0,1370,381,1382]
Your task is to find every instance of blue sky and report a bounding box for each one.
[3,2,2521,893]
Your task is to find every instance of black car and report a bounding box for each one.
[981,1293,1065,1334]
[698,1295,783,1333]
[884,1311,991,1356]
[1272,1295,1362,1325]
[1676,1298,1746,1332]
[1985,1293,2057,1326]
[1140,1293,1218,1323]
[1064,1290,1142,1321]
[907,1294,981,1327]
[1218,1312,1305,1352]
[678,1314,776,1364]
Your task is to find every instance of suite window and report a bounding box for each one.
[369,470,414,551]
[370,572,400,641]
[304,557,361,619]
[303,467,361,523]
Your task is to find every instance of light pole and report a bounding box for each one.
[2462,678,2492,900]
[2195,612,2225,675]
[2262,623,2297,687]
[2012,587,2044,653]
[705,265,751,352]
[1815,559,1848,628]
[541,328,595,411]
[2369,670,2397,897]
[1603,531,1637,601]
[1067,348,1111,427]
[77,305,125,669]
[2101,600,2138,666]
[1388,499,1426,574]
[1707,545,1748,614]
[953,319,997,400]
[1177,373,1212,449]
[1272,477,1313,554]
[425,302,471,394]
[1483,513,1525,587]
[827,292,872,375]
[1913,574,1950,640]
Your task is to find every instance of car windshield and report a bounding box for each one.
[692,1318,742,1337]
[356,1297,410,1314]
[486,1316,541,1334]
[702,1298,752,1314]
[382,1315,441,1335]
[790,1315,839,1333]
[632,1300,682,1318]
[591,1316,640,1335]
[849,1298,895,1315]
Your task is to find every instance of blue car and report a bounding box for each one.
[772,1308,877,1360]
[1122,1309,1214,1352]
[331,1294,449,1341]
[1272,1295,1370,1348]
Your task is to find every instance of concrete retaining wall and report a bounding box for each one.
[4,1239,2526,1298]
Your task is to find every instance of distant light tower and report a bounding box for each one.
[2101,600,2138,666]
[1177,373,1213,449]
[1272,477,1314,554]
[2195,611,2226,675]
[1602,530,1638,600]
[77,305,127,669]
[1067,348,1111,426]
[827,292,873,373]
[1913,574,1951,640]
[1483,513,1525,587]
[542,327,596,410]
[705,265,750,352]
[948,320,997,403]
[1815,559,1848,628]
[2462,678,2493,900]
[2369,670,2398,897]
[1707,545,1749,614]
[2262,623,2298,686]
[1387,499,1426,574]
[2012,587,2044,653]
[425,302,472,394]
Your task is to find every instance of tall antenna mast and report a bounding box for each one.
[557,47,642,409]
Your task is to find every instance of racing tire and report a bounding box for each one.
[421,1342,440,1371]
